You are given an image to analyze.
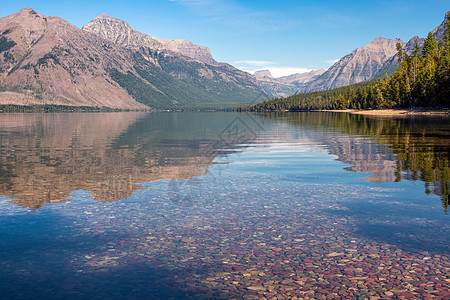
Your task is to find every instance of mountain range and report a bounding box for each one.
[254,11,449,95]
[0,8,262,110]
[0,8,448,109]
[253,69,325,98]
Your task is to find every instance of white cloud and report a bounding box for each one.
[262,67,314,78]
[233,59,315,77]
[236,66,315,78]
[325,58,340,64]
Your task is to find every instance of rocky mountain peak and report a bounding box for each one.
[371,36,388,43]
[404,35,424,54]
[301,36,405,92]
[83,14,218,65]
[432,11,450,41]
[3,6,45,24]
[91,13,130,28]
[0,7,51,50]
[254,69,273,78]
[82,13,141,48]
[97,13,112,19]
[18,7,36,14]
[1,8,262,110]
[356,36,406,52]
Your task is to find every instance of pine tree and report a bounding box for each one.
[422,32,438,58]
[396,42,405,63]
[442,16,450,65]
[413,42,421,58]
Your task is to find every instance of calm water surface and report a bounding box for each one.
[0,112,448,299]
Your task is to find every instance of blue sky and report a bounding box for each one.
[1,0,449,77]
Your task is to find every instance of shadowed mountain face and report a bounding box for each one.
[0,8,262,109]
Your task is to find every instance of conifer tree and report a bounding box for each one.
[422,32,438,58]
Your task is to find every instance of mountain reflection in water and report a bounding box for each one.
[265,112,449,212]
[0,112,246,209]
[0,111,448,212]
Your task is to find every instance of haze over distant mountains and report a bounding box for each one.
[253,69,325,98]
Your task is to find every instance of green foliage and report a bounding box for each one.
[108,68,176,109]
[0,36,16,52]
[242,30,450,112]
[108,50,262,110]
[138,51,262,106]
[422,32,438,58]
[239,81,386,112]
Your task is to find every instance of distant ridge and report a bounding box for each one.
[252,69,325,98]
[0,8,263,109]
[83,13,219,65]
[301,37,405,92]
[299,11,449,93]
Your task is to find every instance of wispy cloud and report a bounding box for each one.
[259,67,314,78]
[233,59,315,77]
[325,58,340,64]
[234,66,315,78]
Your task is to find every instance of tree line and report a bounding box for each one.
[240,19,450,112]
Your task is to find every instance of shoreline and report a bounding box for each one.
[323,108,449,116]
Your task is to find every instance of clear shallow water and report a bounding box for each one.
[0,112,448,299]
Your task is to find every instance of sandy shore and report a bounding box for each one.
[324,108,449,116]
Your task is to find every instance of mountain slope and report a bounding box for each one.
[301,11,449,93]
[432,11,450,41]
[302,37,404,92]
[0,8,147,109]
[82,14,218,65]
[0,8,263,109]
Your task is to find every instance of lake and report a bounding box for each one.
[0,111,448,299]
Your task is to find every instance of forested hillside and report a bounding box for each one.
[241,19,450,112]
